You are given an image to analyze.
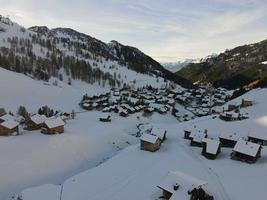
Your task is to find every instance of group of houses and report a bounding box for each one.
[80,85,234,122]
[184,128,264,163]
[0,108,67,136]
[157,171,213,200]
[140,127,167,152]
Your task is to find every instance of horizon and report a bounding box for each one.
[0,0,267,62]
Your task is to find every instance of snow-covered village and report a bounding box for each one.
[1,1,267,200]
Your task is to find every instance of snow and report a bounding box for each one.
[151,127,166,140]
[0,120,19,129]
[233,140,261,157]
[30,114,47,125]
[202,138,220,154]
[219,132,240,141]
[20,184,61,200]
[248,132,267,141]
[44,118,65,129]
[140,133,159,144]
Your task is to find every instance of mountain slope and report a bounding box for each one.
[0,15,193,88]
[177,39,267,89]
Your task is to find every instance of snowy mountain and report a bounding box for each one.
[162,58,200,72]
[0,15,193,88]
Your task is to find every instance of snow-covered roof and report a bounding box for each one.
[140,133,159,144]
[44,118,65,129]
[219,132,240,141]
[30,114,47,125]
[248,133,267,141]
[100,114,111,119]
[202,138,220,154]
[151,128,166,140]
[1,120,19,129]
[190,132,204,143]
[233,140,261,157]
[157,171,207,195]
[0,114,15,121]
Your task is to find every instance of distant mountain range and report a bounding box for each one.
[161,58,200,72]
[0,15,193,88]
[177,40,267,89]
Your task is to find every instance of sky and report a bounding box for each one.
[0,0,267,62]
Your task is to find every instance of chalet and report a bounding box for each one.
[151,128,167,142]
[241,99,253,108]
[102,107,112,112]
[144,107,155,113]
[231,140,261,163]
[26,114,47,130]
[0,114,15,123]
[99,114,111,122]
[140,133,161,152]
[228,103,239,111]
[202,138,221,160]
[0,108,6,117]
[219,132,240,147]
[189,132,205,147]
[119,109,128,117]
[219,112,240,121]
[157,171,208,200]
[248,133,267,146]
[41,118,65,134]
[0,120,19,136]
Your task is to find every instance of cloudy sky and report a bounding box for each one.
[0,0,267,62]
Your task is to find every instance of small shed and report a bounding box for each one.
[140,133,161,152]
[99,114,111,122]
[241,99,253,108]
[41,118,65,134]
[0,120,19,136]
[157,171,207,200]
[248,133,267,146]
[119,109,128,117]
[151,128,167,142]
[231,140,261,163]
[202,138,221,160]
[219,132,240,147]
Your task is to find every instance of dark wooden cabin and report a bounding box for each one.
[202,138,221,160]
[140,134,161,152]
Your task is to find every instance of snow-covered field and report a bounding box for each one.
[18,88,267,200]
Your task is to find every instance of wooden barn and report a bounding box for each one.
[151,128,167,142]
[157,171,208,200]
[26,114,47,130]
[140,133,161,152]
[0,120,19,136]
[231,140,261,163]
[219,132,240,147]
[202,138,221,160]
[99,114,111,122]
[248,133,267,146]
[41,118,65,134]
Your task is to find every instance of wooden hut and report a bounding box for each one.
[231,140,261,163]
[140,133,161,152]
[157,171,208,200]
[151,128,167,142]
[219,132,240,147]
[202,138,221,160]
[241,99,253,108]
[119,109,128,117]
[0,120,19,136]
[248,133,267,146]
[41,118,65,134]
[99,114,111,122]
[26,114,47,130]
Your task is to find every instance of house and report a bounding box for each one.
[241,99,253,108]
[228,103,239,111]
[41,118,65,134]
[189,132,204,147]
[0,114,15,123]
[202,138,221,160]
[140,133,161,152]
[231,140,261,163]
[219,132,240,147]
[119,109,128,117]
[157,171,208,200]
[219,112,240,121]
[0,120,19,136]
[99,114,111,122]
[248,133,267,146]
[26,114,47,130]
[151,128,167,142]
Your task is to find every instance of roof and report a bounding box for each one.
[151,128,166,140]
[219,132,240,141]
[202,138,220,154]
[100,114,111,119]
[44,118,65,129]
[157,171,207,195]
[30,114,47,125]
[190,132,204,143]
[1,120,19,129]
[248,132,267,141]
[233,140,261,157]
[140,133,159,144]
[0,114,15,121]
